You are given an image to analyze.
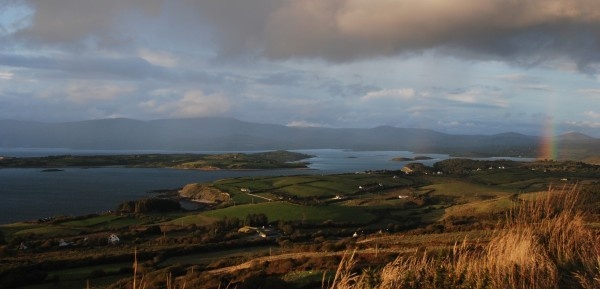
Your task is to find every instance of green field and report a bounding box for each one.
[13,226,82,237]
[1,159,597,289]
[59,215,122,227]
[215,173,416,205]
[422,178,514,199]
[171,202,377,225]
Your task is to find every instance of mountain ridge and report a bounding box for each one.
[1,117,597,160]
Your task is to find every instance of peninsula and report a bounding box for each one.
[0,150,312,170]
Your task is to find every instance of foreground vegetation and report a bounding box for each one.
[330,185,600,289]
[0,159,598,289]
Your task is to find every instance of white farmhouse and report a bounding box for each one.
[108,234,120,245]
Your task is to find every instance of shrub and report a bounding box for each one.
[89,269,106,278]
[118,198,181,213]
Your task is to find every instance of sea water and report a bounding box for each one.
[0,149,447,224]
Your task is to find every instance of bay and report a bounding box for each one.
[0,149,449,224]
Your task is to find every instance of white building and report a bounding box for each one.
[108,234,120,245]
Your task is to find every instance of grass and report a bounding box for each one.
[218,178,278,192]
[328,185,600,289]
[3,164,596,289]
[442,196,515,218]
[100,216,148,229]
[230,193,269,204]
[1,215,147,240]
[160,246,273,266]
[278,184,335,198]
[358,230,495,248]
[422,178,514,199]
[13,226,82,237]
[272,176,321,187]
[163,214,218,227]
[45,262,130,281]
[20,275,126,289]
[0,223,41,238]
[467,168,546,185]
[201,202,377,224]
[283,270,328,287]
[59,215,122,227]
[216,173,412,203]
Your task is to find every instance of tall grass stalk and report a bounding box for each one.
[329,185,600,289]
[327,250,363,289]
[133,248,138,289]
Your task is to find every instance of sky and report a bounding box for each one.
[0,0,599,137]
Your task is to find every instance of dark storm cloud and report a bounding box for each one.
[259,0,600,69]
[13,0,163,47]
[12,0,600,70]
[200,0,600,72]
[183,0,282,59]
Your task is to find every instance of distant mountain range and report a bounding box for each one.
[1,117,598,161]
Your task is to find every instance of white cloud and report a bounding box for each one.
[585,111,600,119]
[286,120,327,128]
[444,89,508,108]
[494,74,552,91]
[361,88,415,101]
[138,49,179,68]
[564,120,600,129]
[577,89,600,98]
[495,74,530,82]
[518,84,552,91]
[437,120,476,127]
[142,90,231,118]
[139,99,157,109]
[149,88,183,97]
[445,92,477,104]
[66,82,136,103]
[0,71,13,80]
[0,1,597,138]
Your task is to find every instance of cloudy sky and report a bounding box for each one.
[1,0,599,137]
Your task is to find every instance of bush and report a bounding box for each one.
[244,213,268,227]
[118,198,181,213]
[0,268,47,288]
[88,269,106,278]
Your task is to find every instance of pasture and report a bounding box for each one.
[203,202,377,224]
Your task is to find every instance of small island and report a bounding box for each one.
[0,150,313,170]
[40,168,64,172]
[391,155,433,161]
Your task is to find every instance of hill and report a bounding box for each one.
[0,160,598,288]
[1,117,598,160]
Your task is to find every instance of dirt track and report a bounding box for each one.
[205,247,414,275]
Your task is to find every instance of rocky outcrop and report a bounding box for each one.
[179,183,230,203]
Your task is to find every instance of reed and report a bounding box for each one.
[329,185,600,289]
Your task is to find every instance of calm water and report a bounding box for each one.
[0,149,448,224]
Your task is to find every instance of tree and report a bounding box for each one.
[244,213,268,227]
[117,198,181,213]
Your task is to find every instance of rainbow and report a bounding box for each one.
[538,116,557,160]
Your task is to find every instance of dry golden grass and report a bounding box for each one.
[329,184,600,289]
